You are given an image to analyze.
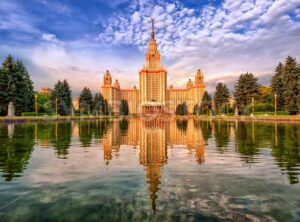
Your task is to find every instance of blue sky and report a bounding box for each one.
[0,0,300,95]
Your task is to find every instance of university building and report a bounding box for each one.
[101,20,206,115]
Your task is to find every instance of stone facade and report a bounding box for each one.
[101,20,206,115]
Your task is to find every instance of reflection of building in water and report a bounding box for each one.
[102,118,205,211]
[139,119,167,213]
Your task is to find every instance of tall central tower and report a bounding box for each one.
[139,19,167,114]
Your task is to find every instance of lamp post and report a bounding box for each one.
[56,98,58,117]
[252,97,255,115]
[274,93,277,116]
[35,94,38,116]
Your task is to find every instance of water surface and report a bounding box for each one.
[0,118,299,221]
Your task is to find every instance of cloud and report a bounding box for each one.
[97,0,300,90]
[1,0,300,95]
[42,33,58,42]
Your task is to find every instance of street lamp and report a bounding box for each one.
[274,93,277,116]
[35,94,38,116]
[252,97,255,115]
[56,98,58,117]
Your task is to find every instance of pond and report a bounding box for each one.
[0,118,299,221]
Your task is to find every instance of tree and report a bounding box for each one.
[36,92,52,113]
[0,55,34,116]
[214,82,230,114]
[93,93,103,115]
[193,104,201,115]
[259,86,273,104]
[176,102,188,115]
[119,99,129,115]
[282,56,300,115]
[271,62,285,110]
[200,91,212,115]
[234,72,260,114]
[51,80,72,116]
[79,87,93,115]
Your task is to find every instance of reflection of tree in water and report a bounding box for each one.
[93,119,111,139]
[176,119,188,132]
[119,118,128,136]
[235,122,260,164]
[79,121,93,147]
[0,123,35,181]
[271,123,300,184]
[214,121,230,153]
[51,122,72,159]
[194,120,212,143]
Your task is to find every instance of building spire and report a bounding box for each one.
[151,18,155,39]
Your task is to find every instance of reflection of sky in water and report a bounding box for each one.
[0,119,299,221]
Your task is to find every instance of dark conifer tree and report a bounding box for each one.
[200,91,212,115]
[214,82,230,114]
[271,62,285,110]
[234,72,260,114]
[51,80,72,116]
[119,99,129,115]
[79,87,93,115]
[282,56,299,115]
[0,55,34,116]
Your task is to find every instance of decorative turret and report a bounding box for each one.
[195,69,204,86]
[133,85,137,90]
[103,70,112,86]
[186,78,194,89]
[170,84,173,89]
[114,79,120,89]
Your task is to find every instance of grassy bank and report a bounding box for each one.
[1,114,300,123]
[193,114,300,123]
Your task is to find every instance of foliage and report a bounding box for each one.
[244,102,274,115]
[259,86,273,104]
[36,92,52,114]
[282,56,300,115]
[214,82,230,114]
[79,87,93,115]
[0,55,35,116]
[199,91,212,115]
[119,99,129,116]
[234,72,261,114]
[193,104,201,115]
[176,102,188,115]
[50,80,72,116]
[271,62,285,110]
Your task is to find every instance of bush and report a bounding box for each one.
[244,102,274,115]
[21,112,37,116]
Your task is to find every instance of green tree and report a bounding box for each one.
[193,104,201,115]
[51,80,72,116]
[79,87,93,115]
[36,92,52,114]
[93,93,106,115]
[271,62,285,110]
[200,91,212,115]
[176,102,188,115]
[0,55,34,116]
[234,72,260,114]
[259,86,273,104]
[214,82,230,114]
[282,56,300,115]
[119,99,129,115]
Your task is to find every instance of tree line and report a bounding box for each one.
[192,56,300,116]
[1,55,299,116]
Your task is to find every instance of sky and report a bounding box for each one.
[0,0,300,95]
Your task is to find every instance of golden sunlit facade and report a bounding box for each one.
[101,19,206,115]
